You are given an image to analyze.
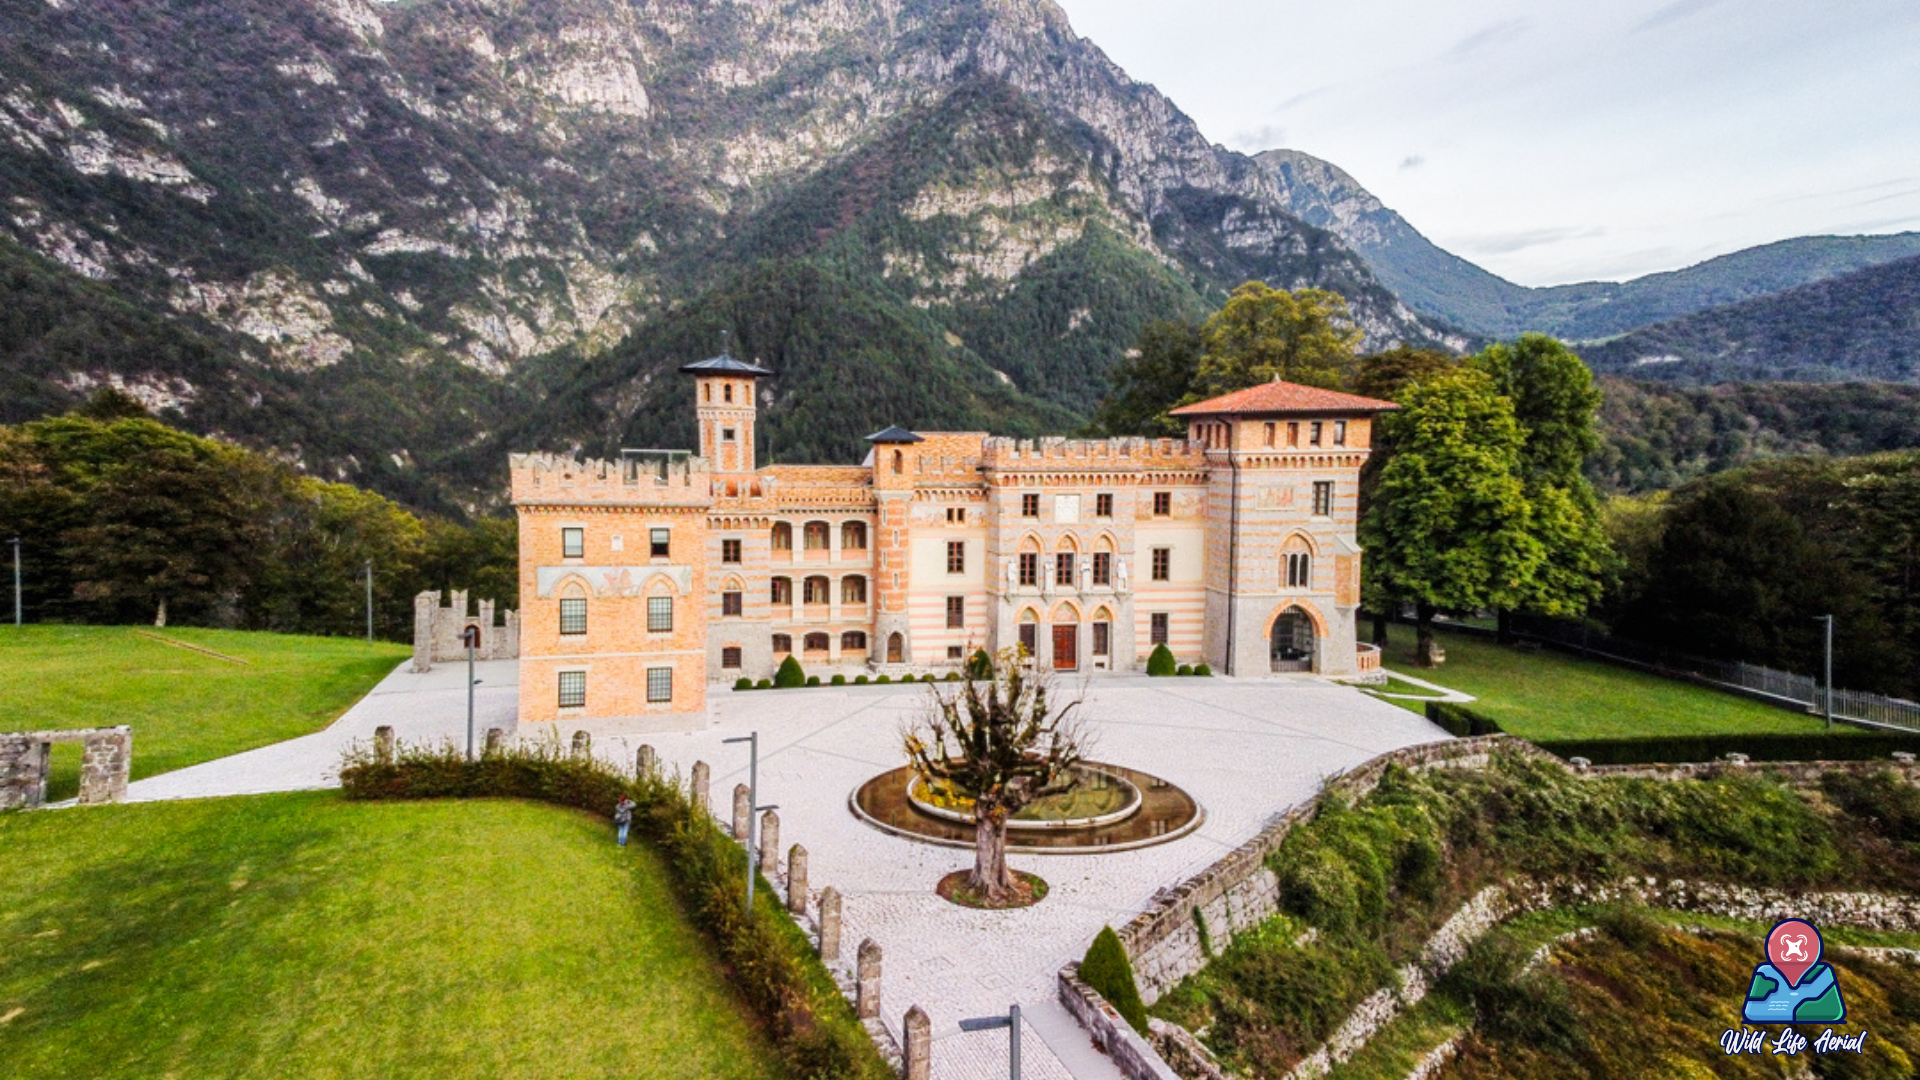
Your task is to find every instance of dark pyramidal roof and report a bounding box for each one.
[865,426,924,444]
[679,354,775,376]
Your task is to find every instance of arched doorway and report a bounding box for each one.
[1050,604,1080,672]
[1270,609,1316,673]
[887,632,905,664]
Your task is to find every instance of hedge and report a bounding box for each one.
[339,740,893,1080]
[1425,701,1505,738]
[1539,732,1920,766]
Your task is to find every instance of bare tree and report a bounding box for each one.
[902,648,1089,903]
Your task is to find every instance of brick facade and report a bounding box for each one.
[511,363,1394,722]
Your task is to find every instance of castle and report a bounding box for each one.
[511,355,1394,723]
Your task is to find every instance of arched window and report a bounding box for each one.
[841,631,869,652]
[1055,536,1079,587]
[723,382,733,403]
[803,521,830,551]
[887,632,905,663]
[771,522,793,552]
[804,576,830,604]
[804,632,830,653]
[771,577,793,605]
[842,521,868,550]
[1018,608,1039,659]
[772,633,793,654]
[1282,535,1313,589]
[842,575,868,604]
[892,449,903,475]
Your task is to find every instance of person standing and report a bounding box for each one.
[614,796,636,847]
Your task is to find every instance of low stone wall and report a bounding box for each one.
[0,727,132,809]
[1057,964,1182,1080]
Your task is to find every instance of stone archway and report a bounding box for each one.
[1270,608,1317,673]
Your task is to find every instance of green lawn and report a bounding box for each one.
[0,793,784,1080]
[0,626,407,797]
[1379,627,1837,740]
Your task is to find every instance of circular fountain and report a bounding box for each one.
[851,760,1201,853]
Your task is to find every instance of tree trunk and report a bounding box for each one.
[154,598,167,628]
[1496,609,1515,645]
[1371,610,1390,648]
[1415,602,1439,668]
[970,805,1013,901]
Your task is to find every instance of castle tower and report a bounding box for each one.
[681,354,774,473]
[867,425,923,667]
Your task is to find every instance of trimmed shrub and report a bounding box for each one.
[854,675,870,685]
[1176,664,1193,676]
[876,675,890,684]
[943,672,960,682]
[1146,644,1177,677]
[921,673,936,683]
[774,655,806,689]
[806,675,821,687]
[1080,927,1149,1034]
[755,678,773,690]
[1426,701,1503,738]
[966,649,993,680]
[1193,663,1212,677]
[734,677,754,691]
[830,674,846,686]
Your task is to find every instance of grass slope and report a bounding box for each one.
[1379,628,1833,740]
[0,793,783,1080]
[0,626,407,797]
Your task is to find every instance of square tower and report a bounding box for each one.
[681,354,774,473]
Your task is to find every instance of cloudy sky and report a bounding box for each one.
[1051,0,1920,286]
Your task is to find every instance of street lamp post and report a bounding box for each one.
[364,560,374,643]
[462,624,481,758]
[722,732,777,913]
[959,1004,1022,1080]
[8,537,19,627]
[1816,614,1835,731]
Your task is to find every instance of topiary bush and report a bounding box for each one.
[1080,926,1149,1034]
[1147,644,1177,677]
[854,675,869,685]
[831,674,846,686]
[1176,664,1193,676]
[774,655,806,689]
[755,678,773,690]
[805,675,820,687]
[876,675,890,684]
[943,671,960,682]
[734,677,754,691]
[1193,663,1212,677]
[921,673,936,683]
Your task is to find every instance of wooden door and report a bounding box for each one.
[1052,625,1078,670]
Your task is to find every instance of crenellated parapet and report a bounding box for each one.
[982,436,1206,472]
[510,451,713,508]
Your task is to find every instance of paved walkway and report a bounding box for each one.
[592,675,1447,1080]
[123,659,520,802]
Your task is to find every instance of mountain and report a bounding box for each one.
[1581,254,1920,383]
[1255,149,1920,343]
[0,0,1454,512]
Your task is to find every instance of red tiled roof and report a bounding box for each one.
[1168,380,1399,417]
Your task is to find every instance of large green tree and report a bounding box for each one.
[1351,347,1462,644]
[1360,371,1544,665]
[1193,282,1361,397]
[1471,335,1613,639]
[1083,320,1202,438]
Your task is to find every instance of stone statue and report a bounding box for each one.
[1116,557,1130,594]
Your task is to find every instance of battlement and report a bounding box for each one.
[981,435,1206,471]
[510,450,713,507]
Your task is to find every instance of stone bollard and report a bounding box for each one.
[637,744,656,779]
[787,844,809,916]
[1724,752,1751,767]
[732,784,752,840]
[374,725,395,765]
[759,810,780,875]
[77,729,132,805]
[1568,756,1591,772]
[484,728,505,755]
[856,938,882,1020]
[818,886,843,961]
[903,1006,931,1080]
[691,761,710,812]
[571,730,591,760]
[1894,751,1916,764]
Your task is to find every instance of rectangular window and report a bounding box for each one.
[947,541,966,574]
[946,596,965,629]
[772,633,792,654]
[1150,613,1169,646]
[722,647,742,669]
[1153,491,1171,516]
[1018,552,1038,587]
[648,596,673,632]
[1018,623,1037,658]
[559,598,587,635]
[1310,421,1324,446]
[1313,481,1335,517]
[1333,420,1348,446]
[562,527,584,559]
[1093,621,1110,656]
[1264,422,1276,447]
[771,578,791,605]
[650,528,670,558]
[722,538,742,563]
[947,645,964,660]
[558,670,586,709]
[722,427,736,443]
[947,507,966,525]
[1287,422,1300,447]
[1151,547,1171,582]
[1095,493,1113,517]
[1092,552,1111,586]
[1056,552,1075,586]
[1286,552,1311,588]
[1021,493,1040,518]
[722,591,742,617]
[646,667,672,704]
